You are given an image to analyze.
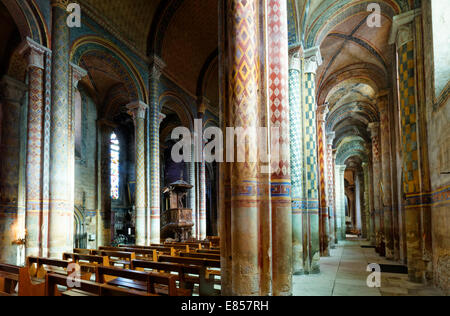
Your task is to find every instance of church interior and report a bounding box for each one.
[0,0,448,297]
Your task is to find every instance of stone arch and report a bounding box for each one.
[70,36,147,104]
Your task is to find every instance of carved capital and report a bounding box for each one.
[70,62,88,89]
[326,132,336,146]
[159,113,167,125]
[317,104,329,123]
[0,75,27,105]
[127,101,148,122]
[368,122,380,138]
[149,56,166,80]
[18,37,51,70]
[303,46,322,75]
[389,9,422,47]
[197,97,210,115]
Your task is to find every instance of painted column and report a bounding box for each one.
[127,101,149,246]
[362,163,371,240]
[378,90,395,259]
[355,172,363,232]
[390,9,429,282]
[326,132,336,246]
[18,38,48,257]
[222,0,261,296]
[97,120,116,247]
[49,0,74,257]
[0,76,27,263]
[149,57,165,244]
[368,122,384,254]
[335,165,347,241]
[197,99,208,241]
[268,0,292,295]
[317,105,330,256]
[189,144,196,238]
[302,47,322,273]
[289,50,304,275]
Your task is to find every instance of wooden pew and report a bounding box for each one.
[45,273,155,296]
[196,249,221,255]
[0,263,48,296]
[95,265,179,296]
[0,263,21,296]
[100,246,158,261]
[158,255,220,269]
[63,253,109,279]
[120,245,179,255]
[179,252,220,260]
[90,250,135,268]
[131,259,216,296]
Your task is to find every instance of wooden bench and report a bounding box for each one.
[45,273,155,296]
[95,265,179,296]
[0,263,21,296]
[179,252,220,260]
[131,259,216,296]
[100,246,159,261]
[90,250,135,268]
[120,245,178,255]
[196,249,221,255]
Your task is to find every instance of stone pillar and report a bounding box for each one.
[326,132,337,246]
[221,0,261,296]
[335,165,347,241]
[97,120,116,247]
[302,46,322,273]
[317,105,330,256]
[17,38,48,257]
[189,144,197,239]
[149,57,165,244]
[268,0,292,295]
[289,50,304,275]
[390,9,429,282]
[197,99,208,241]
[127,101,149,246]
[368,122,384,254]
[0,75,27,263]
[362,163,371,240]
[378,90,395,259]
[355,172,363,232]
[49,0,74,257]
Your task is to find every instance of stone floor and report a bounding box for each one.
[292,238,444,296]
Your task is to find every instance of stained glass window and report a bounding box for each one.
[111,133,120,200]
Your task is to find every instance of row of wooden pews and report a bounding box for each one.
[0,237,221,296]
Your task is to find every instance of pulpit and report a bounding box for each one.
[161,180,194,242]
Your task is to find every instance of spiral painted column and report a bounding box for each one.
[289,50,304,275]
[302,47,322,273]
[326,132,336,246]
[127,101,148,246]
[49,0,74,257]
[362,163,371,240]
[378,90,395,259]
[368,122,384,254]
[189,144,196,238]
[317,105,330,256]
[149,58,165,244]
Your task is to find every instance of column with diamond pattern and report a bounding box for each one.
[268,0,292,295]
[326,132,337,245]
[289,50,304,275]
[49,0,74,258]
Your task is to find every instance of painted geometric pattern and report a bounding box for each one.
[318,121,327,210]
[50,7,70,206]
[26,67,44,202]
[327,144,335,216]
[268,0,290,179]
[304,73,318,200]
[289,68,303,199]
[150,78,160,218]
[398,41,419,194]
[228,0,259,180]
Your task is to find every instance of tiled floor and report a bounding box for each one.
[293,239,444,296]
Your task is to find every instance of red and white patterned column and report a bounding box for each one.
[268,0,292,296]
[326,132,336,246]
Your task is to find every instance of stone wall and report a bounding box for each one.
[422,0,450,295]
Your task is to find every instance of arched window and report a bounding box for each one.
[111,132,120,200]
